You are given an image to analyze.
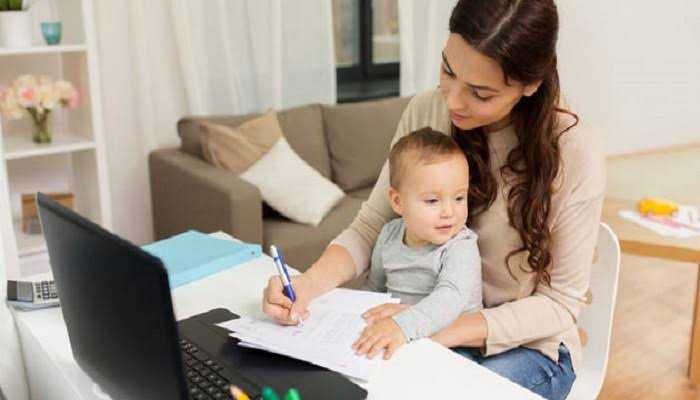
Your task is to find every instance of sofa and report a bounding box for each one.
[149,96,411,271]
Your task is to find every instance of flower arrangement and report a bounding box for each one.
[0,75,79,143]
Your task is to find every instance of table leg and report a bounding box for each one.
[689,264,700,384]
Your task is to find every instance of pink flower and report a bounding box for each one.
[0,75,79,120]
[19,87,37,106]
[68,91,80,109]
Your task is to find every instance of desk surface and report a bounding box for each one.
[602,197,700,264]
[14,251,542,399]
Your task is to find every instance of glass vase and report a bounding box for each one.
[31,112,51,144]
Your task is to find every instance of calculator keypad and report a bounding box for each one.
[34,281,58,301]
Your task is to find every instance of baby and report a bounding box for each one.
[353,127,483,359]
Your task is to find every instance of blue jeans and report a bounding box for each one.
[452,344,575,400]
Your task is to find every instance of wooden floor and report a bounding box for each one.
[599,144,700,399]
[598,255,700,399]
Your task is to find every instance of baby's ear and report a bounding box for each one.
[388,187,403,216]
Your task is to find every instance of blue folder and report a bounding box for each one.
[142,230,262,288]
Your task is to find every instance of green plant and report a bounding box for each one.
[0,0,24,11]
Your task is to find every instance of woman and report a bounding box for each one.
[263,0,605,398]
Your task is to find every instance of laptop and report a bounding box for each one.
[36,193,367,400]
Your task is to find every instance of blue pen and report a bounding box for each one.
[270,245,302,325]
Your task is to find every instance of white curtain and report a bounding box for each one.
[94,0,336,245]
[171,0,336,115]
[398,0,457,96]
[0,165,29,400]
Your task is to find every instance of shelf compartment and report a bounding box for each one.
[13,219,47,257]
[3,133,96,160]
[5,152,104,237]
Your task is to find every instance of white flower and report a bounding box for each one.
[0,87,24,119]
[55,80,77,103]
[39,80,59,110]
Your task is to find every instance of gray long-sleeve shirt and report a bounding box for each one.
[363,218,483,340]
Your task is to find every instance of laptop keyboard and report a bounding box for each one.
[181,339,235,400]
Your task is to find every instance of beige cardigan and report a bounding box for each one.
[332,89,606,372]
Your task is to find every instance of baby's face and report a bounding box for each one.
[391,155,469,247]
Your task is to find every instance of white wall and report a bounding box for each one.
[558,0,700,154]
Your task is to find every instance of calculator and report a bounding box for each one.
[6,274,60,310]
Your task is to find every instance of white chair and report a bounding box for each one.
[567,223,621,400]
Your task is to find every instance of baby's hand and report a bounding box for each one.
[352,318,407,360]
[362,303,409,324]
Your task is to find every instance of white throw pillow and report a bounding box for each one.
[240,136,345,226]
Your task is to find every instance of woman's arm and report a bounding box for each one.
[430,311,488,347]
[478,193,605,355]
[304,245,358,297]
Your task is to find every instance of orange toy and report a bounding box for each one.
[637,197,679,216]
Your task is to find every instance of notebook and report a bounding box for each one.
[143,230,262,288]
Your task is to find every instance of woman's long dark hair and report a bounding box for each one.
[449,0,578,286]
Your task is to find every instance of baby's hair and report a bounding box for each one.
[389,127,466,189]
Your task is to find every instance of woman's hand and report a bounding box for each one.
[361,303,409,324]
[261,244,361,325]
[262,274,312,325]
[352,318,407,360]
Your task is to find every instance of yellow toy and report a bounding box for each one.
[637,197,679,216]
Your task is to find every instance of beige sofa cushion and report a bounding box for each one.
[322,96,411,191]
[200,112,281,174]
[201,115,344,226]
[346,186,374,200]
[178,103,332,179]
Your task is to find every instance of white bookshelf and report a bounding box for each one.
[3,133,96,160]
[0,0,111,279]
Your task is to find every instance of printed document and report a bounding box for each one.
[218,288,399,381]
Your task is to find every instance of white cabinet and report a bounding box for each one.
[0,0,110,279]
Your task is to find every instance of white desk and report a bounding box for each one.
[13,253,542,399]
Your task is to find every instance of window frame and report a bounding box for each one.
[336,0,399,83]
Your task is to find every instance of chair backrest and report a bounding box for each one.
[567,222,621,400]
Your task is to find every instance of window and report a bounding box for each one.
[333,0,400,103]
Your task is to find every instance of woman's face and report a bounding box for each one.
[439,33,539,132]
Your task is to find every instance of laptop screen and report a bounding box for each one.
[37,192,188,400]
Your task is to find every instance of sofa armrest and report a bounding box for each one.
[149,149,263,244]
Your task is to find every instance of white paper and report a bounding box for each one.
[218,288,396,381]
[619,205,700,238]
